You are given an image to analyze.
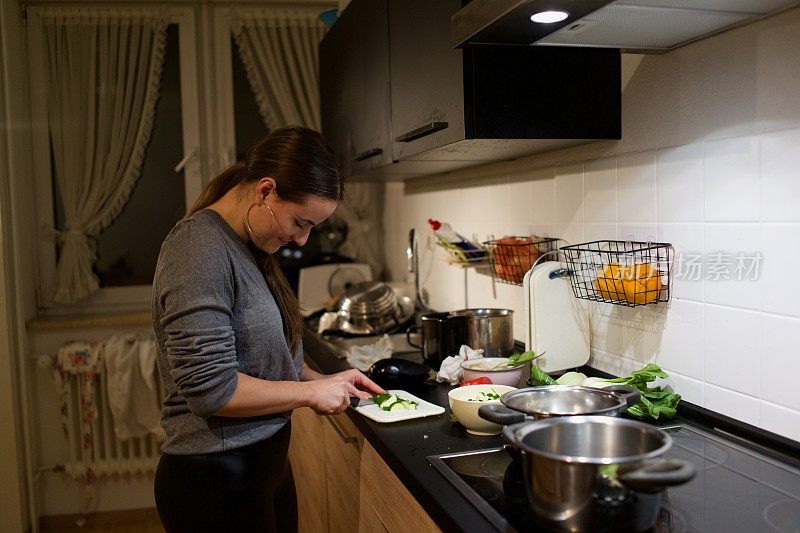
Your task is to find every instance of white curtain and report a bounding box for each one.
[40,9,168,303]
[232,8,385,277]
[232,9,326,130]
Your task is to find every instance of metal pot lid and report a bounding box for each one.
[450,308,513,318]
[503,416,672,465]
[500,385,628,417]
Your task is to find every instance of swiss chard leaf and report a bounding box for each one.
[530,365,557,386]
[506,350,539,367]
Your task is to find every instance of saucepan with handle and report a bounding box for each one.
[478,384,641,426]
[503,415,696,530]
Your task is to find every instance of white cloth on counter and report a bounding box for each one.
[436,345,484,385]
[103,333,165,441]
[317,311,339,334]
[345,334,394,371]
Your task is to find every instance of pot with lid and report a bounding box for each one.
[502,415,696,530]
[478,384,641,426]
[408,307,515,369]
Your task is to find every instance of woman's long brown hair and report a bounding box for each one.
[188,127,343,354]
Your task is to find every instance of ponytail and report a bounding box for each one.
[260,253,303,354]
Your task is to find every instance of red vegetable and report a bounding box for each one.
[460,377,492,386]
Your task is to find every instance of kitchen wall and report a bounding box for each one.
[383,7,800,443]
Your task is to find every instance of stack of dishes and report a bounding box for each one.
[337,281,414,335]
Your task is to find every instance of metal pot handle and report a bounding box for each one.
[478,404,526,425]
[604,384,642,409]
[618,459,696,493]
[406,324,423,349]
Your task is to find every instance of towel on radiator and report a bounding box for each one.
[104,333,165,441]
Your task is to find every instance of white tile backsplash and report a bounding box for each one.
[704,136,760,222]
[657,143,704,222]
[662,371,704,405]
[760,401,800,443]
[657,224,704,301]
[554,163,584,222]
[618,151,657,223]
[703,224,763,310]
[760,128,800,222]
[760,224,800,318]
[760,314,800,411]
[384,128,799,442]
[704,305,761,396]
[704,384,760,426]
[529,171,556,223]
[657,299,705,379]
[584,157,617,222]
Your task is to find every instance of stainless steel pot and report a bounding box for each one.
[478,385,641,426]
[502,416,696,529]
[406,312,464,369]
[336,281,414,335]
[449,308,514,357]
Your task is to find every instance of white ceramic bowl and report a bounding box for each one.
[448,384,517,436]
[460,357,524,387]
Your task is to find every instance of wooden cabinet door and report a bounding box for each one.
[388,0,464,161]
[360,441,441,533]
[320,0,392,175]
[323,413,363,532]
[290,407,328,533]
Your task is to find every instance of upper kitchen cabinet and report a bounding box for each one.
[320,0,393,176]
[319,0,621,180]
[388,0,620,167]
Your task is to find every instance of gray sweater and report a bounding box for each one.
[152,209,303,454]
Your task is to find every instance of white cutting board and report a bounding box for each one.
[353,390,444,423]
[524,262,590,373]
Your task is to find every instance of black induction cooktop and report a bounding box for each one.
[428,420,800,532]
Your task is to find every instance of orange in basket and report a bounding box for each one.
[594,263,662,304]
[492,236,539,283]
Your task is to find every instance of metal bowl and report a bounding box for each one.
[336,281,414,335]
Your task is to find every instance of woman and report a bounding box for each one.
[152,126,384,532]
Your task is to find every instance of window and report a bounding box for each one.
[28,6,203,313]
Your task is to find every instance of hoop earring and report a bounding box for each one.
[245,201,275,240]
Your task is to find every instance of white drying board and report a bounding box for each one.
[353,390,445,423]
[298,263,372,316]
[523,262,590,373]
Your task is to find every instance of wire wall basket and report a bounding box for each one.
[435,237,488,267]
[560,240,673,307]
[483,237,560,285]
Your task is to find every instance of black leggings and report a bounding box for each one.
[154,422,297,533]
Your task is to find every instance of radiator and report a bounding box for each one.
[46,337,163,481]
[59,370,162,479]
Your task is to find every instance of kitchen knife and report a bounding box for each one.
[349,396,375,408]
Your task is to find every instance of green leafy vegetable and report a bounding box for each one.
[506,350,539,367]
[530,364,556,386]
[467,389,501,402]
[528,362,681,420]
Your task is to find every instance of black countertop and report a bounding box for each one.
[302,328,800,533]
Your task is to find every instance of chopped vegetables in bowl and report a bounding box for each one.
[460,358,524,386]
[448,384,517,436]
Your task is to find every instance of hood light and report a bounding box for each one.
[530,11,569,23]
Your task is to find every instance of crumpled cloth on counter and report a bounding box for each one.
[436,345,484,385]
[345,334,394,371]
[317,311,339,334]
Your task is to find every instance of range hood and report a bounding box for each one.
[452,0,800,53]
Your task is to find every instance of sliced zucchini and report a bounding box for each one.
[379,394,397,409]
[388,401,407,411]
